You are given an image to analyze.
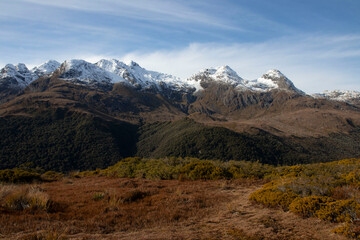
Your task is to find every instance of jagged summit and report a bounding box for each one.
[0,59,358,103]
[58,59,125,85]
[265,69,286,78]
[32,60,60,76]
[245,69,304,93]
[96,59,192,92]
[188,67,303,94]
[313,90,360,104]
[0,60,306,94]
[187,65,244,89]
[0,63,35,88]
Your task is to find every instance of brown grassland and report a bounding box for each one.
[0,176,346,240]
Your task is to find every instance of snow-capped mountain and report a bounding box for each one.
[245,69,304,93]
[58,59,126,85]
[0,59,358,104]
[187,65,245,90]
[188,66,303,94]
[95,59,193,92]
[0,59,312,95]
[32,60,60,76]
[312,90,360,103]
[0,63,36,88]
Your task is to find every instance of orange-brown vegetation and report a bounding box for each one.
[0,176,346,240]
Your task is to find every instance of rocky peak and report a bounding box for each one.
[0,63,35,88]
[246,69,303,94]
[32,60,60,76]
[312,90,360,105]
[187,65,245,91]
[58,59,125,85]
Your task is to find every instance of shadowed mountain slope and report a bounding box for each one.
[0,60,360,171]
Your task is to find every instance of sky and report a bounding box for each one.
[0,0,360,93]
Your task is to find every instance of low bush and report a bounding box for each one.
[103,157,146,178]
[181,161,226,180]
[289,196,332,218]
[344,169,360,186]
[0,169,41,183]
[249,188,298,210]
[249,158,360,239]
[86,157,275,181]
[316,199,360,223]
[228,160,273,179]
[269,165,303,179]
[333,222,360,239]
[331,185,360,200]
[134,158,181,179]
[41,171,64,182]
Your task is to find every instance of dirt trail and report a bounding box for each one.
[70,180,346,240]
[1,178,347,240]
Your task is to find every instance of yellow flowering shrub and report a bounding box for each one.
[289,196,332,217]
[316,199,360,223]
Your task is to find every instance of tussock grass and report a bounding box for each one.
[1,185,51,211]
[92,192,105,201]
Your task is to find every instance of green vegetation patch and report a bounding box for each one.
[0,109,138,172]
[250,158,360,239]
[76,157,273,181]
[136,118,294,165]
[0,169,41,183]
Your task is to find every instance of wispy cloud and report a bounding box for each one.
[2,32,360,93]
[18,0,244,31]
[115,34,360,93]
[1,1,359,93]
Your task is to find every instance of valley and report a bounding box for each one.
[1,59,360,171]
[1,59,360,239]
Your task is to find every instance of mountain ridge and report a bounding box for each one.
[2,59,357,103]
[1,58,360,171]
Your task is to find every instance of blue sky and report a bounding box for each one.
[1,0,359,93]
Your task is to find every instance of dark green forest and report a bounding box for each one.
[1,109,360,172]
[0,109,137,171]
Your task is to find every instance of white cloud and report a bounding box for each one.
[18,0,244,31]
[114,35,360,93]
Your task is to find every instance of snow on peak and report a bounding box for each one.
[0,63,36,88]
[59,59,125,84]
[245,69,303,93]
[264,69,285,79]
[312,90,360,103]
[187,65,244,90]
[96,59,191,92]
[212,65,244,83]
[187,67,303,93]
[0,60,343,98]
[2,64,16,72]
[57,58,190,91]
[129,61,140,67]
[32,60,60,76]
[16,63,30,74]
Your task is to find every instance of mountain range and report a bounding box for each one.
[1,59,360,171]
[2,59,359,100]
